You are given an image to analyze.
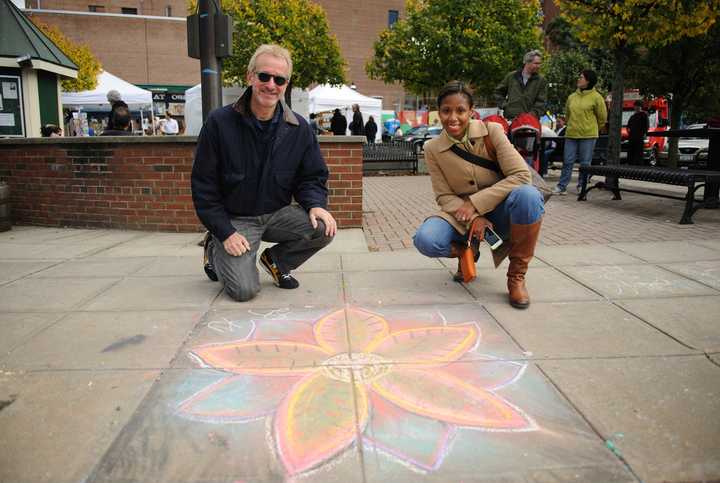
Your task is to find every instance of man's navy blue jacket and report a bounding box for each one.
[191,88,329,242]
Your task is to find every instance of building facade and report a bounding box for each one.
[22,1,558,113]
[23,0,412,110]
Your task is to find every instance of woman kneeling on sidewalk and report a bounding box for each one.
[413,81,544,309]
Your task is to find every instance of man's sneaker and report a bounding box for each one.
[259,249,299,289]
[202,232,218,282]
[552,186,567,196]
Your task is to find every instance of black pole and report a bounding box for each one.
[199,0,222,121]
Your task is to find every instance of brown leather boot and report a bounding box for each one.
[507,220,542,309]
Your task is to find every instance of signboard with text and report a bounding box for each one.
[0,75,25,137]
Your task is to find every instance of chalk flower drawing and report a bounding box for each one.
[177,307,535,475]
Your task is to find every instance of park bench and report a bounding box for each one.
[363,141,418,174]
[577,165,720,224]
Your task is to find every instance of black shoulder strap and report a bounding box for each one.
[449,144,502,174]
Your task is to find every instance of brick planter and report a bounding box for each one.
[0,135,363,231]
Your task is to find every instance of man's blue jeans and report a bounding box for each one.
[413,185,544,258]
[557,138,597,191]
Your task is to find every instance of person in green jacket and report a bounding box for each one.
[553,70,608,195]
[494,50,547,121]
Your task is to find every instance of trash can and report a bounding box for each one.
[0,181,11,232]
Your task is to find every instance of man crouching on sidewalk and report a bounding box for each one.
[191,44,336,301]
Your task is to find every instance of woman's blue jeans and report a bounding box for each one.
[413,185,544,258]
[557,138,597,191]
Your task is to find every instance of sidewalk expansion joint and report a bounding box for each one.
[535,364,643,483]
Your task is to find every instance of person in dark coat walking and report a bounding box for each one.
[100,106,134,136]
[364,115,377,143]
[627,100,649,165]
[330,108,347,135]
[106,89,129,131]
[349,103,364,135]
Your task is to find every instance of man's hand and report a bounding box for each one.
[309,207,337,237]
[222,232,251,256]
[454,200,477,224]
[468,216,493,242]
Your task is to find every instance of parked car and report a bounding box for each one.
[399,125,442,153]
[658,123,708,167]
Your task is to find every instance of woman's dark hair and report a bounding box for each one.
[581,69,598,90]
[437,81,474,108]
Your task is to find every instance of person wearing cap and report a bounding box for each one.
[106,89,129,132]
[553,69,607,195]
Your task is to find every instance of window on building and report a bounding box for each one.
[88,4,104,11]
[388,10,399,27]
[164,5,172,16]
[121,7,137,14]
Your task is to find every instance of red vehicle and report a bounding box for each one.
[619,90,669,166]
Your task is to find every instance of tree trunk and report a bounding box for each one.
[607,48,626,165]
[666,95,685,169]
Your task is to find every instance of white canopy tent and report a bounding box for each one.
[183,85,310,136]
[61,71,153,108]
[183,84,247,136]
[309,84,382,141]
[62,71,154,135]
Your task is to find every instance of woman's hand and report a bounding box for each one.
[469,216,493,241]
[454,200,477,224]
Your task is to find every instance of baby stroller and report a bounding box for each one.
[481,114,509,135]
[509,113,541,172]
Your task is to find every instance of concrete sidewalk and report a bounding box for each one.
[1,213,719,480]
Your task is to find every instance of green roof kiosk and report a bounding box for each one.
[0,0,78,137]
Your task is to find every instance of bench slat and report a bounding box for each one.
[363,142,419,174]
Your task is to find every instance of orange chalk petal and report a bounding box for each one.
[313,307,389,354]
[275,372,369,475]
[191,341,331,375]
[366,324,478,365]
[372,368,530,429]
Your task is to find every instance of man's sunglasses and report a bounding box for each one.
[256,71,288,86]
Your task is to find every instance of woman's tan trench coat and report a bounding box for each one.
[423,119,532,266]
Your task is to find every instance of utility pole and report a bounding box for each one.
[188,1,232,121]
[198,0,221,121]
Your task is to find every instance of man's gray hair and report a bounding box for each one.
[523,50,543,64]
[247,44,293,79]
[107,89,122,103]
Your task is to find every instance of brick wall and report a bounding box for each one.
[0,136,363,231]
[315,0,407,110]
[26,0,188,17]
[27,12,199,86]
